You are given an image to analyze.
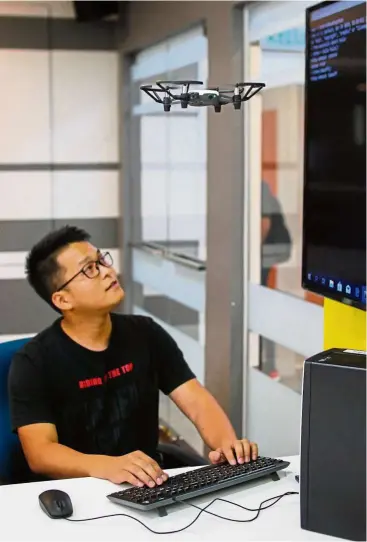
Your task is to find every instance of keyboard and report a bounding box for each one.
[107,456,290,512]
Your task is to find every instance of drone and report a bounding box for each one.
[140,80,266,113]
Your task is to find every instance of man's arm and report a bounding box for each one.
[8,350,99,480]
[261,216,271,242]
[18,423,99,479]
[170,379,258,464]
[144,316,258,464]
[18,423,167,487]
[9,349,166,487]
[17,423,167,486]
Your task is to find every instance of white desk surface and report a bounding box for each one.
[0,455,338,541]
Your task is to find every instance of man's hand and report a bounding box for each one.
[89,450,169,487]
[208,439,258,466]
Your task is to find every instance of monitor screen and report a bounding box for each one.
[302,0,366,310]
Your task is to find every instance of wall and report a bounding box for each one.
[324,299,366,351]
[0,1,120,341]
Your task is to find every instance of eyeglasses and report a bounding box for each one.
[55,251,114,292]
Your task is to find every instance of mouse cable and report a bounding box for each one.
[65,490,299,535]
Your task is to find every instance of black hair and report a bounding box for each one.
[25,225,91,311]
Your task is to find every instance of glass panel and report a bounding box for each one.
[249,23,323,306]
[132,282,200,341]
[131,40,207,262]
[249,331,304,393]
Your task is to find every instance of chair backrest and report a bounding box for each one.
[0,338,31,483]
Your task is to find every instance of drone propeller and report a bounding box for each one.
[140,84,180,94]
[156,80,203,86]
[140,83,182,111]
[207,85,237,93]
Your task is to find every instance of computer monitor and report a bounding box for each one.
[302,0,366,311]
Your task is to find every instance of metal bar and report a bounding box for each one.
[130,242,206,271]
[165,252,206,271]
[130,241,165,255]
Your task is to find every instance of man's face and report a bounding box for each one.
[51,242,124,314]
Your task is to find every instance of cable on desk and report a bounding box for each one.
[65,498,213,535]
[65,491,299,535]
[179,491,299,523]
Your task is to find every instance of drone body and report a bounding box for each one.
[140,80,265,113]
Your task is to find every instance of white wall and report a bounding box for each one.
[0,1,120,338]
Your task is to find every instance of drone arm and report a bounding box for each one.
[140,87,164,104]
[156,81,180,100]
[239,82,265,102]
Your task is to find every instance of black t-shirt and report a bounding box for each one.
[8,314,195,467]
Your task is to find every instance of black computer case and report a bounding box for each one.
[300,348,366,541]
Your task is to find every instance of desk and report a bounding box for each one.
[0,456,338,541]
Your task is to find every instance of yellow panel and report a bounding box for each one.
[324,298,366,350]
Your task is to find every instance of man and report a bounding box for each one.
[261,180,291,287]
[260,181,292,380]
[8,226,258,487]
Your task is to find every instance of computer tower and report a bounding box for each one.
[300,348,366,541]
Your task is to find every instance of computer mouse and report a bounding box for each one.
[38,489,73,519]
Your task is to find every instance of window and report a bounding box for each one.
[130,28,208,261]
[248,5,323,306]
[249,332,304,393]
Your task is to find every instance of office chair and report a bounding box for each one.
[0,337,206,484]
[157,441,208,469]
[0,338,31,485]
